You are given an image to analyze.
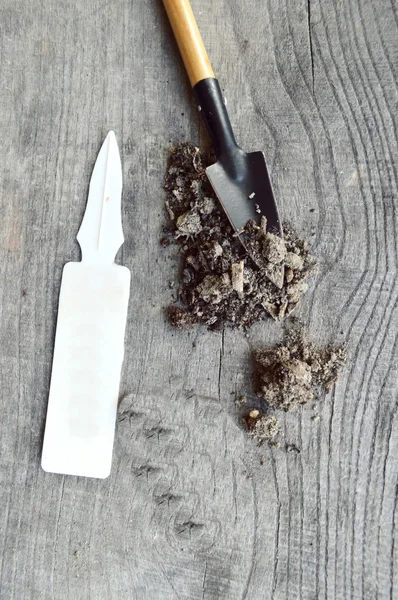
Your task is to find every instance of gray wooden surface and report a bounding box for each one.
[1,0,397,598]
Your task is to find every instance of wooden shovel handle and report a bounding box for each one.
[162,0,215,86]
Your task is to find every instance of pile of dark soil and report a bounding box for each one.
[163,143,316,329]
[252,326,347,411]
[161,143,348,448]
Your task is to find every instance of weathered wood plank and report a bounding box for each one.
[0,0,397,598]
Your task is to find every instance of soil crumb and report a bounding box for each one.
[253,326,347,411]
[163,143,316,329]
[245,411,280,446]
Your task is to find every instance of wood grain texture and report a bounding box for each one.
[0,0,397,598]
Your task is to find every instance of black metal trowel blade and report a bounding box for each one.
[206,149,282,236]
[193,78,282,237]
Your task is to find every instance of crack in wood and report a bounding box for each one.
[308,0,315,93]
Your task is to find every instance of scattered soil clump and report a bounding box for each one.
[167,305,196,329]
[163,143,316,329]
[244,410,281,446]
[253,326,347,411]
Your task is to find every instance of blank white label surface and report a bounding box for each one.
[41,262,130,479]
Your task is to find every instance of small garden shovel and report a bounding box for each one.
[162,0,282,236]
